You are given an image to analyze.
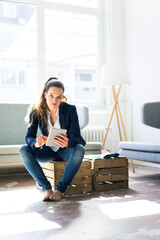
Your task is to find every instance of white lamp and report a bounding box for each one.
[101,64,134,173]
[101,64,130,86]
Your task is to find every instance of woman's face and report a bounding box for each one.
[45,86,63,111]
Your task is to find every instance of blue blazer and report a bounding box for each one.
[25,102,86,149]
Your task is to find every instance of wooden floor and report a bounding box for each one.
[0,166,160,240]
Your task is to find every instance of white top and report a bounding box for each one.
[47,108,61,152]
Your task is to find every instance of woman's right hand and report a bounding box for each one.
[34,135,48,148]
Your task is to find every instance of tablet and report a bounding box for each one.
[46,128,67,147]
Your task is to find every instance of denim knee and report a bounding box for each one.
[19,144,30,155]
[73,144,85,163]
[75,144,85,156]
[19,144,33,163]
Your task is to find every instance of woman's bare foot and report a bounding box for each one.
[52,190,62,201]
[43,189,54,201]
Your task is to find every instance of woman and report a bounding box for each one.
[19,77,86,201]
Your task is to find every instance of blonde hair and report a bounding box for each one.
[25,77,67,127]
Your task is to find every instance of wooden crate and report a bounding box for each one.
[91,157,128,192]
[37,160,92,194]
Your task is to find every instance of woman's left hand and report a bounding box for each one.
[54,134,69,148]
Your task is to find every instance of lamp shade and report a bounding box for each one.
[101,64,130,87]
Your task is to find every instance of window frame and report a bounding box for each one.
[1,0,103,106]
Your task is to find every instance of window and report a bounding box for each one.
[0,1,37,103]
[43,0,99,8]
[45,6,99,102]
[76,73,92,82]
[18,71,25,85]
[75,70,96,99]
[0,0,100,104]
[3,2,17,18]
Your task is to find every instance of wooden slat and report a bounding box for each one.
[40,160,91,170]
[36,182,92,194]
[39,161,67,170]
[76,167,92,176]
[94,173,128,182]
[43,168,92,179]
[47,176,92,186]
[59,176,92,185]
[81,161,92,169]
[42,169,55,178]
[93,167,128,175]
[63,184,92,194]
[92,157,128,170]
[94,180,128,191]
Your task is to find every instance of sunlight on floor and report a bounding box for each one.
[0,212,61,236]
[94,195,132,201]
[0,188,43,214]
[99,199,160,219]
[0,188,62,236]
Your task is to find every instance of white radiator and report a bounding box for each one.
[81,126,105,142]
[81,126,112,150]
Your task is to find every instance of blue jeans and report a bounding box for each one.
[19,144,85,192]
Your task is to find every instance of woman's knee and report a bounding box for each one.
[19,144,29,154]
[75,144,85,156]
[19,145,35,166]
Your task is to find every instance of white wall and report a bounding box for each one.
[87,0,132,152]
[97,0,160,150]
[125,0,160,144]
